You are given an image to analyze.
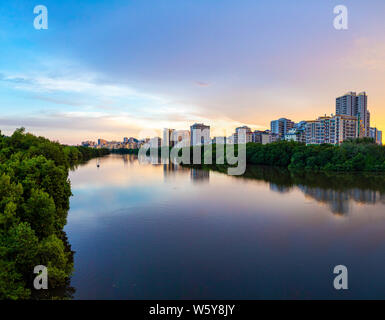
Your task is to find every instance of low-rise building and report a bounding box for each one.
[305,114,357,145]
[285,121,307,143]
[370,127,383,145]
[212,136,226,144]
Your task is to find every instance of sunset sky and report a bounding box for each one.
[1,0,385,144]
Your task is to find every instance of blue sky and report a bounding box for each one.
[1,0,385,144]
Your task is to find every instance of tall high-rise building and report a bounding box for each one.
[270,118,295,140]
[336,91,370,137]
[336,92,356,116]
[190,123,210,146]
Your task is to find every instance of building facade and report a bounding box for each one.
[174,130,190,147]
[370,127,383,145]
[212,136,226,144]
[336,91,370,137]
[163,128,176,147]
[284,121,307,143]
[270,118,295,140]
[305,114,357,145]
[190,123,210,146]
[234,126,253,144]
[251,130,270,144]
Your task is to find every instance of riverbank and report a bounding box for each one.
[180,138,385,172]
[0,128,109,299]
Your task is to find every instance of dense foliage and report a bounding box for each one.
[157,139,385,172]
[111,148,139,155]
[0,128,109,299]
[245,138,385,172]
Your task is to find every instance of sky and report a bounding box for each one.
[1,0,385,144]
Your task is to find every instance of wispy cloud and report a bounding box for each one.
[195,81,212,87]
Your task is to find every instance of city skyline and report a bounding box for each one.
[2,1,385,144]
[84,90,382,149]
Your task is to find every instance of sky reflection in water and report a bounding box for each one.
[64,154,385,299]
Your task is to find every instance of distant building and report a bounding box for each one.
[252,130,269,144]
[128,137,138,144]
[227,135,235,144]
[336,91,370,137]
[251,130,279,144]
[270,118,295,140]
[212,136,226,144]
[98,139,108,146]
[150,137,162,149]
[285,121,307,143]
[81,140,96,147]
[234,126,252,144]
[163,128,176,147]
[190,123,210,146]
[173,130,190,147]
[269,131,280,143]
[305,114,357,145]
[370,127,383,145]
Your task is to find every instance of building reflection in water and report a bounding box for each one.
[235,165,385,216]
[190,168,210,183]
[269,184,291,194]
[295,187,379,215]
[162,158,190,181]
[122,154,136,166]
[126,154,385,216]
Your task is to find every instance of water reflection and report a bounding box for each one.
[195,164,384,216]
[65,155,385,299]
[190,168,210,183]
[121,155,385,215]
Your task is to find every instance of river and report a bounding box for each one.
[63,154,385,299]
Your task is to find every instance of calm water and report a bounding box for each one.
[64,154,385,299]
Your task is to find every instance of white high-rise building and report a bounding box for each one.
[190,123,210,146]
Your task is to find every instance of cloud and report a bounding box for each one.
[195,81,211,87]
[0,57,269,143]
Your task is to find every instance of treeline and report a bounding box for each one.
[0,128,109,299]
[245,138,385,172]
[187,138,385,172]
[111,148,139,155]
[143,138,385,172]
